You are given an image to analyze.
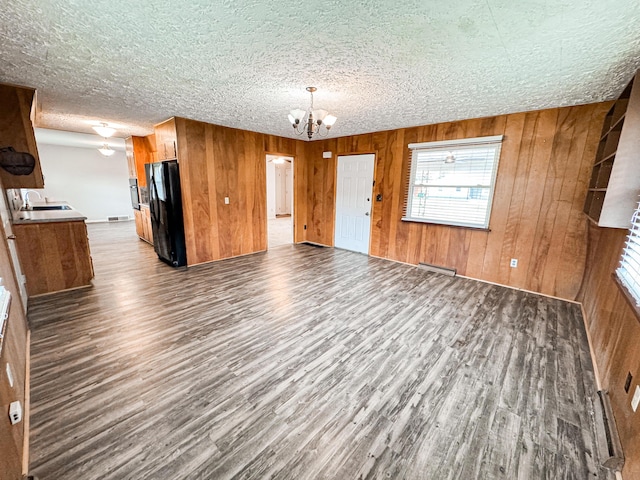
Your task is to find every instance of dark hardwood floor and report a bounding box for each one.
[27,221,608,479]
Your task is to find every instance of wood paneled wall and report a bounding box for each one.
[172,118,301,266]
[578,224,640,479]
[300,103,610,300]
[0,182,29,478]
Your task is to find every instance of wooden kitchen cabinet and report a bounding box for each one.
[125,136,155,187]
[134,209,144,237]
[0,83,44,189]
[13,220,94,296]
[154,118,178,161]
[135,204,153,245]
[125,137,136,178]
[584,70,640,228]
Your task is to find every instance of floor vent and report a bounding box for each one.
[593,390,624,473]
[301,241,326,248]
[418,262,456,277]
[107,216,130,222]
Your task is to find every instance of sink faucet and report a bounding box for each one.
[23,190,42,210]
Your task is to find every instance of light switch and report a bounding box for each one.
[6,363,13,388]
[632,385,640,412]
[9,401,21,425]
[224,197,230,205]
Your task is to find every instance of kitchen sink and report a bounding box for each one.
[21,205,72,211]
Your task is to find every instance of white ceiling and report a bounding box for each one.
[1,0,639,141]
[34,128,126,151]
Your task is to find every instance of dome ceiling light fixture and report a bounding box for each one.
[92,122,116,138]
[288,87,337,140]
[98,144,115,156]
[92,122,117,156]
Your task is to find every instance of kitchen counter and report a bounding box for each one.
[11,201,94,296]
[11,202,87,225]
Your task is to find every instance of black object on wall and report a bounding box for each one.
[0,147,35,175]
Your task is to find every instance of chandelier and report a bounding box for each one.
[288,87,337,140]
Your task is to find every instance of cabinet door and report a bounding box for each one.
[0,84,44,188]
[134,209,144,238]
[125,137,136,178]
[132,136,153,187]
[144,206,153,244]
[154,118,177,161]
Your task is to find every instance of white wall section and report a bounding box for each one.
[36,143,132,222]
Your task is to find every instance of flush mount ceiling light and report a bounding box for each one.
[98,144,115,157]
[92,122,116,138]
[288,87,337,140]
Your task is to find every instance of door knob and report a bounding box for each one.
[365,212,370,216]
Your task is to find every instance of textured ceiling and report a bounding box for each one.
[1,0,640,140]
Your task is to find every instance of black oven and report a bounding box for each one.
[129,178,140,210]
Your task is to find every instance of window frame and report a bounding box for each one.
[616,202,640,320]
[402,135,504,229]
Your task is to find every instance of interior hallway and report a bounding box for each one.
[268,216,292,248]
[25,221,607,479]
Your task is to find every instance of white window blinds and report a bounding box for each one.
[403,136,503,229]
[617,201,640,306]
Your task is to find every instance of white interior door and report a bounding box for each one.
[334,154,375,254]
[275,164,287,215]
[285,163,292,215]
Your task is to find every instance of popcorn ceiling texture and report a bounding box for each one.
[1,0,639,139]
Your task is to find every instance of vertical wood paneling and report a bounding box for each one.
[578,224,640,479]
[302,139,337,246]
[170,118,298,266]
[508,108,559,288]
[555,104,610,298]
[480,114,524,281]
[300,103,609,299]
[0,179,29,479]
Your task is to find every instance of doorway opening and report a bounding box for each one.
[266,154,294,248]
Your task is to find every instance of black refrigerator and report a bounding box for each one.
[146,160,187,267]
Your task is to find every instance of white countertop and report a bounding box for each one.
[11,201,87,225]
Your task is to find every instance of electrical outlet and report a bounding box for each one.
[9,401,21,425]
[632,385,640,412]
[625,372,633,393]
[510,258,518,268]
[224,197,230,205]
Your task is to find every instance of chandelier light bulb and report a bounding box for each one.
[287,87,336,140]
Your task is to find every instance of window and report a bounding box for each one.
[617,201,640,306]
[403,135,503,229]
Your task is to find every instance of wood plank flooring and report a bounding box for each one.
[26,221,608,479]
